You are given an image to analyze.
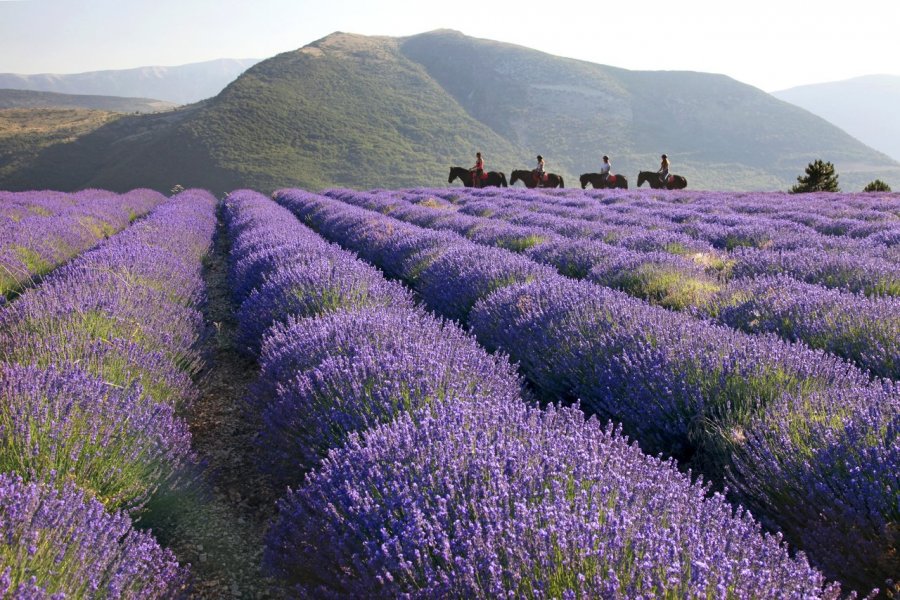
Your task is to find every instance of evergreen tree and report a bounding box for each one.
[863,179,891,192]
[790,159,840,193]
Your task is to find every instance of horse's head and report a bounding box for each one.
[510,171,521,185]
[637,172,648,187]
[448,167,458,184]
[579,174,589,189]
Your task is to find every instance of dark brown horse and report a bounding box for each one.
[449,166,508,188]
[637,171,688,190]
[510,170,564,188]
[580,172,628,189]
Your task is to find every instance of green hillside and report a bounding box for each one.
[2,30,898,193]
[0,108,121,181]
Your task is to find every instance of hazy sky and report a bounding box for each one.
[1,0,897,91]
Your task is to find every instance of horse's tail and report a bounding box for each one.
[622,176,628,189]
[500,172,508,187]
[558,176,564,188]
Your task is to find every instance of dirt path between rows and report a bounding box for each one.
[141,211,284,598]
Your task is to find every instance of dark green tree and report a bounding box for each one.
[863,179,891,192]
[790,159,840,193]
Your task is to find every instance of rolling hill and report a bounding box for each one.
[0,89,177,113]
[1,30,898,194]
[772,75,900,163]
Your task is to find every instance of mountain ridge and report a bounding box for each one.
[1,30,898,194]
[772,74,900,162]
[0,58,261,105]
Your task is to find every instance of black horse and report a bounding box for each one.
[449,166,508,188]
[510,170,565,188]
[637,171,688,190]
[580,172,628,189]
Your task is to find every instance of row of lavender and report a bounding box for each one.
[455,187,900,258]
[222,189,839,597]
[424,187,900,292]
[327,188,900,381]
[276,187,898,593]
[0,190,217,597]
[0,189,164,300]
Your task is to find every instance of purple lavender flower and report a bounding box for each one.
[235,255,414,355]
[0,189,165,299]
[704,274,900,379]
[731,246,900,297]
[0,189,217,394]
[0,472,188,598]
[253,306,524,486]
[728,386,899,591]
[265,398,838,598]
[0,364,194,512]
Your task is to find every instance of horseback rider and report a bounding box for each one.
[534,155,546,186]
[600,155,611,186]
[469,152,485,188]
[658,154,670,186]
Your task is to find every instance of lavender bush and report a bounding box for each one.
[273,186,898,594]
[587,249,720,310]
[236,254,414,355]
[728,386,899,591]
[703,274,900,379]
[254,306,524,485]
[0,364,193,512]
[224,190,415,355]
[0,189,165,299]
[731,246,900,297]
[469,276,871,466]
[0,472,187,598]
[265,398,840,598]
[0,190,217,409]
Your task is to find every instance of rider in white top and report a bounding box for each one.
[534,155,546,186]
[600,155,611,184]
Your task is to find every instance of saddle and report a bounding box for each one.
[607,174,617,185]
[532,172,548,186]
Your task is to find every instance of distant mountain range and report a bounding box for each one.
[0,89,177,113]
[1,31,897,194]
[0,58,260,105]
[772,75,900,163]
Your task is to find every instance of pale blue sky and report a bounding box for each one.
[1,0,897,91]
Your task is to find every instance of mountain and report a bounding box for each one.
[2,31,898,194]
[0,58,260,105]
[0,89,177,113]
[772,75,900,163]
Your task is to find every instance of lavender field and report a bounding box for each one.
[1,185,898,598]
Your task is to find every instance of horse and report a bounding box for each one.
[580,172,628,189]
[449,166,508,188]
[510,170,565,188]
[637,171,688,190]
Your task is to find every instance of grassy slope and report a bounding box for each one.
[0,108,121,180]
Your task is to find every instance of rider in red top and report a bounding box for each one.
[470,152,485,188]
